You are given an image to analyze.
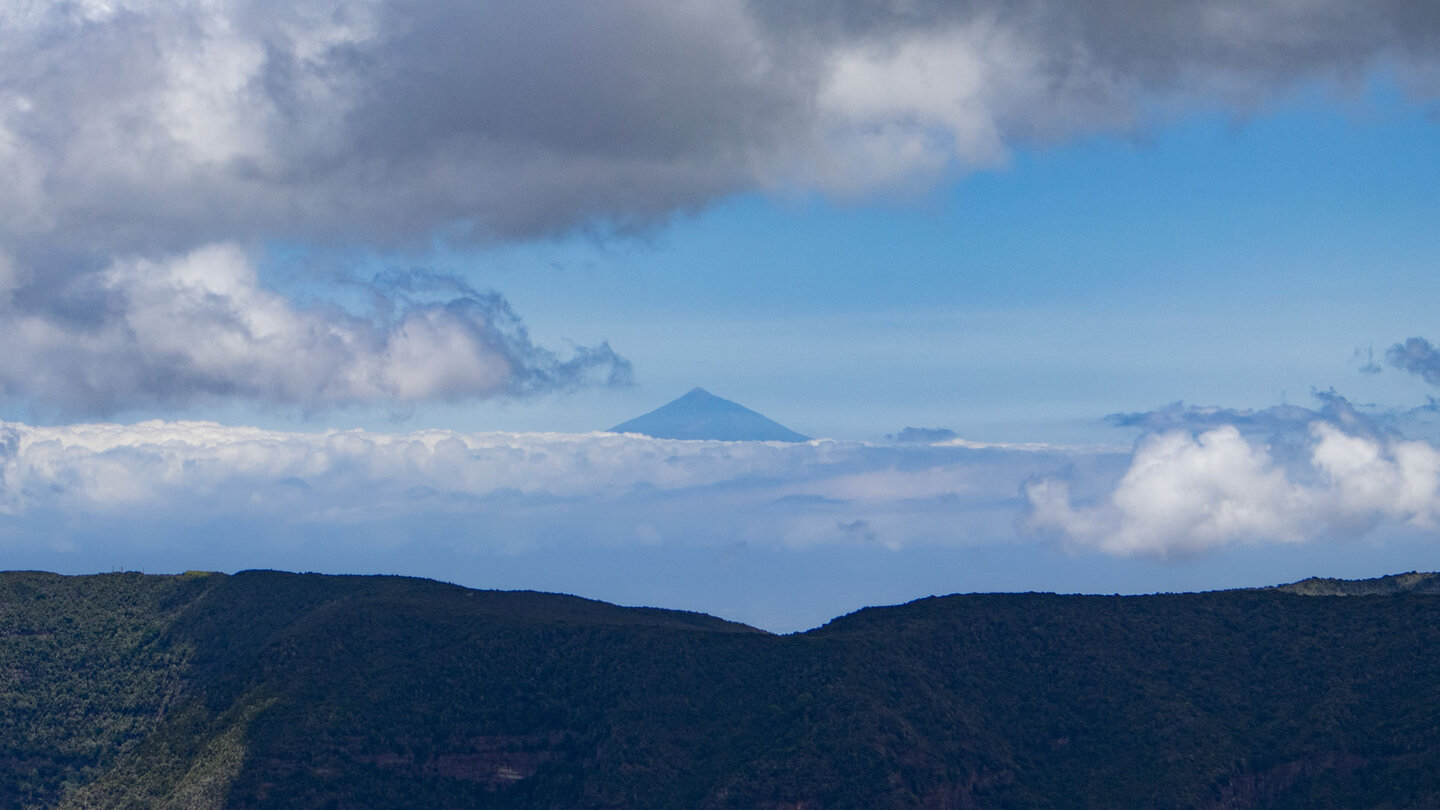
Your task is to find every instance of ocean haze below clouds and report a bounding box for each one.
[13,501,1440,635]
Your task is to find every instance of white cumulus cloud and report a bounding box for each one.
[0,243,628,414]
[1028,422,1440,556]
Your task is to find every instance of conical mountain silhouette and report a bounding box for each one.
[609,388,810,442]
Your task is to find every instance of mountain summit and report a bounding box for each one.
[609,388,810,442]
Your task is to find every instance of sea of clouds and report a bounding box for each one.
[3,408,1439,560]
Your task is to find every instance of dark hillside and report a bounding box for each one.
[7,570,1440,808]
[0,571,216,809]
[1271,570,1440,596]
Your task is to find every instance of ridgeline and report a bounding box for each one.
[5,569,1440,808]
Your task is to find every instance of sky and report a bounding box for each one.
[4,0,1440,630]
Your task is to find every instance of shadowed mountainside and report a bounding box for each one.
[5,570,1440,808]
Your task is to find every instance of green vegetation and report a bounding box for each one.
[6,569,1440,808]
[0,572,212,809]
[1271,570,1440,596]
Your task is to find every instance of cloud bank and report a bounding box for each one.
[4,412,1440,563]
[0,418,1113,555]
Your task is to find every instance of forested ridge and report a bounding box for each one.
[5,569,1440,808]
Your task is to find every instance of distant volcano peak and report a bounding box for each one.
[609,389,809,442]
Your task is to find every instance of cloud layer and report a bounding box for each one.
[0,418,1112,554]
[5,412,1440,563]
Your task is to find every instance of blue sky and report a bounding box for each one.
[4,1,1440,630]
[257,76,1440,441]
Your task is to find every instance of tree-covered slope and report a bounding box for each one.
[1271,570,1440,596]
[6,570,1440,808]
[0,571,214,809]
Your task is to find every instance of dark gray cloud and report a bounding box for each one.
[754,0,1440,145]
[761,0,1440,74]
[1105,390,1440,452]
[1388,337,1440,386]
[3,0,1438,258]
[1107,389,1399,437]
[1107,399,1328,435]
[887,427,960,443]
[0,0,814,261]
